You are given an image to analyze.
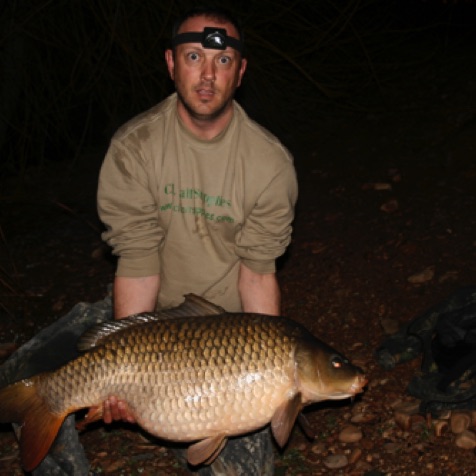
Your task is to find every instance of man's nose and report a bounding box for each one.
[201,59,216,82]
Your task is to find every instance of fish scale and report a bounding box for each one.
[0,294,367,472]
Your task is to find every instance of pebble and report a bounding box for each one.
[394,411,411,431]
[455,430,476,450]
[410,414,427,431]
[407,266,435,284]
[310,442,326,454]
[351,401,369,413]
[362,182,392,191]
[359,437,375,450]
[338,425,363,443]
[391,399,420,414]
[450,412,472,434]
[351,412,376,424]
[348,447,362,464]
[383,442,401,454]
[380,198,399,213]
[294,442,307,452]
[437,409,452,420]
[102,458,125,472]
[434,419,449,436]
[323,454,348,469]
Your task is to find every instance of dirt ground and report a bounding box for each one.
[1,27,476,476]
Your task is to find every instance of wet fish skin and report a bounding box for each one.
[0,294,367,471]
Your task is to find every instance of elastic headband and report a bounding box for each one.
[171,27,243,54]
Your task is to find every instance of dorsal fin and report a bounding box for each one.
[157,293,225,319]
[77,314,159,351]
[77,294,225,351]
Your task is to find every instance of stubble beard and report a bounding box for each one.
[176,89,232,123]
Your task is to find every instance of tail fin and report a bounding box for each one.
[0,379,66,472]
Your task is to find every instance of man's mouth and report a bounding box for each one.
[195,85,216,98]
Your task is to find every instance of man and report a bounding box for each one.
[97,6,298,474]
[1,6,297,476]
[98,7,296,320]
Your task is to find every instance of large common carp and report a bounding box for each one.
[0,294,366,472]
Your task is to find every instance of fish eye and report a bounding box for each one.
[331,355,347,369]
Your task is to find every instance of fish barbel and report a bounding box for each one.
[0,294,367,471]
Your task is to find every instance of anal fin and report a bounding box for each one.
[187,434,227,466]
[76,404,104,431]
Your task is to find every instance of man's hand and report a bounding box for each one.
[103,396,136,424]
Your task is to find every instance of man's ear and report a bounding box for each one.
[165,49,175,80]
[236,57,247,88]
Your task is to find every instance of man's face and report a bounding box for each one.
[165,16,247,123]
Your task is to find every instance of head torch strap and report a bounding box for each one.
[171,27,243,53]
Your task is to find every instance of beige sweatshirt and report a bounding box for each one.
[97,94,298,311]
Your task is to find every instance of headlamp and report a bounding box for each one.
[171,27,243,54]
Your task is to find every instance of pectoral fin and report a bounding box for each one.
[271,393,303,448]
[297,412,317,440]
[187,434,227,466]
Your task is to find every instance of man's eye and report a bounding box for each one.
[188,52,200,61]
[217,56,231,65]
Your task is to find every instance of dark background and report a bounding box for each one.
[1,0,475,176]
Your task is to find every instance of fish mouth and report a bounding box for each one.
[349,375,368,394]
[323,376,368,400]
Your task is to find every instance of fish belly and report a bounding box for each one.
[129,364,296,440]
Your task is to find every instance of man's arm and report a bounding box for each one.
[114,275,160,319]
[238,262,280,316]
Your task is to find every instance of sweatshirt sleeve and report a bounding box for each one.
[97,138,163,277]
[234,158,298,274]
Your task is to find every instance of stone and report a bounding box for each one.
[323,454,348,469]
[338,425,363,443]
